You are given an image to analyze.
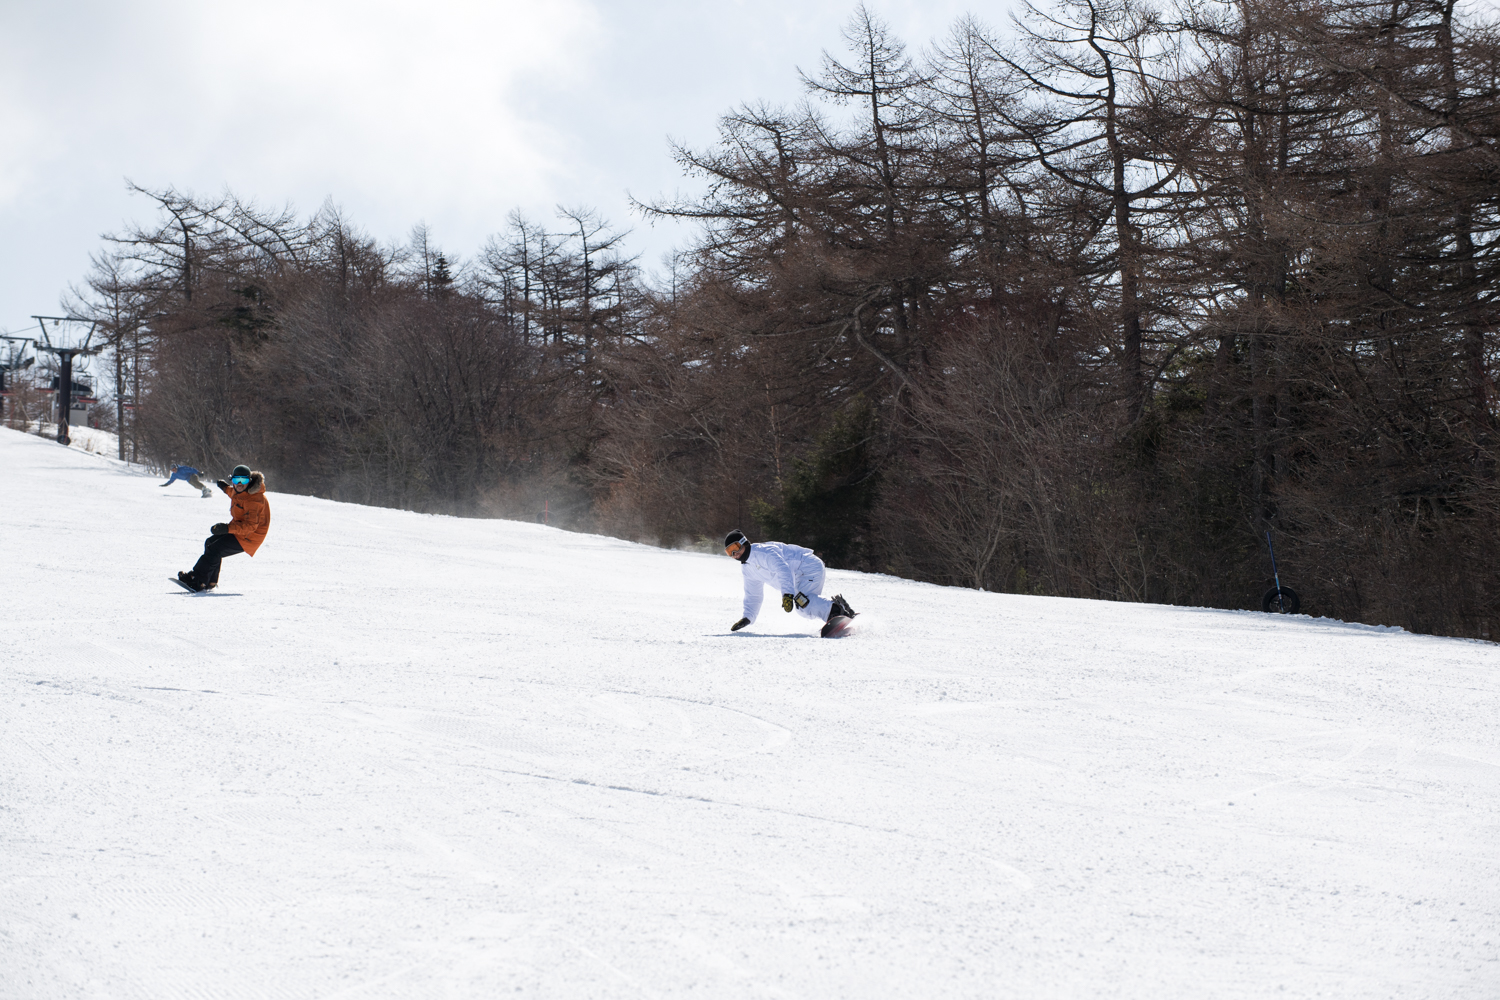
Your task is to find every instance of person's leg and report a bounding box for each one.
[794,564,832,621]
[207,534,243,586]
[191,534,244,586]
[189,536,221,585]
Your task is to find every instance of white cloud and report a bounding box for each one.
[0,0,998,315]
[179,0,601,195]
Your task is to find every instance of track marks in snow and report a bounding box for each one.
[314,962,434,1000]
[206,797,347,849]
[978,856,1037,893]
[669,930,799,1000]
[345,689,790,780]
[407,711,560,760]
[545,929,669,1000]
[1217,733,1376,805]
[84,876,272,925]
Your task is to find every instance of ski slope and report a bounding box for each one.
[2,425,1497,1000]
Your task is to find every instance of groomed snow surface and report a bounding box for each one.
[2,426,1497,1000]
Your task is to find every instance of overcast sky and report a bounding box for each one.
[0,0,1003,337]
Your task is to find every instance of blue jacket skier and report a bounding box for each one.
[160,464,212,497]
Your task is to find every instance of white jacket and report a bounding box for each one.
[740,541,824,622]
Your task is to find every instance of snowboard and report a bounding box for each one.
[821,615,854,638]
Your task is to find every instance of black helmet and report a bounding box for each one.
[724,529,750,561]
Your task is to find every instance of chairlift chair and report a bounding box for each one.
[0,335,35,417]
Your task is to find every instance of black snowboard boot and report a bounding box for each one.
[178,570,207,592]
[831,594,857,619]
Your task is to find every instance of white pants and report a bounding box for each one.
[794,565,832,622]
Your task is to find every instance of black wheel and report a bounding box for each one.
[1261,586,1300,614]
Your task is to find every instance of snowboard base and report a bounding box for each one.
[821,615,854,638]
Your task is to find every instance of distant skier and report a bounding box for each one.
[174,465,270,592]
[160,464,212,498]
[723,529,856,638]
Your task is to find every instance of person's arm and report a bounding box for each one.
[765,546,797,599]
[742,568,764,623]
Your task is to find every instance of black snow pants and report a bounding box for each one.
[192,533,244,586]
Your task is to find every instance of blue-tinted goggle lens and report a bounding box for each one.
[231,476,250,485]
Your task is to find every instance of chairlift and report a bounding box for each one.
[0,337,35,419]
[0,335,34,374]
[47,375,94,395]
[30,316,101,446]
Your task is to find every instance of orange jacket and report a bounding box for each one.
[222,471,271,556]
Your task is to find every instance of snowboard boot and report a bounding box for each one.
[821,595,856,637]
[178,570,207,592]
[200,487,212,497]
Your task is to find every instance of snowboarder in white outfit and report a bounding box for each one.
[723,529,857,637]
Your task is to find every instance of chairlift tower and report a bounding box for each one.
[0,335,35,423]
[32,316,101,446]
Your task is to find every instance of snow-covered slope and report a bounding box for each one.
[9,422,121,460]
[2,426,1497,999]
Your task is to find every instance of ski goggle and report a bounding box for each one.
[230,475,251,486]
[725,540,745,559]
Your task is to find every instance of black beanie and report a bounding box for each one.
[232,465,251,478]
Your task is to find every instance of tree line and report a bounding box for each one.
[55,0,1500,639]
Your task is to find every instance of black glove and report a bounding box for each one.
[731,617,751,632]
[795,592,809,609]
[215,479,230,491]
[210,522,228,535]
[781,593,795,612]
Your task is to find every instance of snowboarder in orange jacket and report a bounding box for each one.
[176,465,270,591]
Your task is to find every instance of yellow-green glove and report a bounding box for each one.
[782,593,795,612]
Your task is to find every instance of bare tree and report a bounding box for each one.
[68,251,152,460]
